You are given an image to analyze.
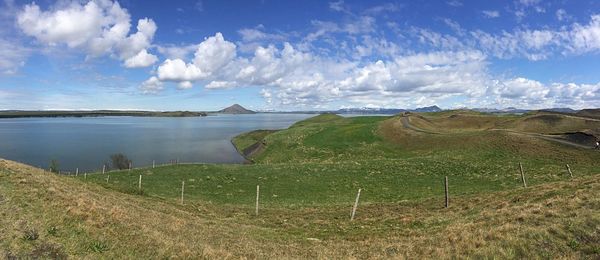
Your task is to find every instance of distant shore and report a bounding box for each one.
[0,110,208,118]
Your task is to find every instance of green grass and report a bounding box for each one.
[232,129,278,152]
[2,160,599,258]
[2,112,600,258]
[83,156,593,208]
[80,113,600,209]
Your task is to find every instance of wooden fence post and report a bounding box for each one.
[152,160,155,169]
[255,185,260,216]
[566,164,573,178]
[519,162,527,187]
[84,172,87,180]
[102,164,105,174]
[351,188,362,221]
[444,176,449,208]
[75,168,78,176]
[138,175,142,191]
[181,181,185,205]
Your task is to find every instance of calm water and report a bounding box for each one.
[0,114,312,172]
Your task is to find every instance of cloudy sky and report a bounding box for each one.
[1,0,600,111]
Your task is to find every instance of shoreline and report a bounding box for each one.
[0,110,209,118]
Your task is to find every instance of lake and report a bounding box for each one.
[0,113,313,172]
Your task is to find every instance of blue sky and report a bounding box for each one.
[1,0,600,111]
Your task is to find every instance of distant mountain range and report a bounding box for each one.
[336,105,442,114]
[257,105,588,115]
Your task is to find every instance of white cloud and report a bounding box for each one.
[442,18,466,36]
[140,76,163,94]
[482,10,500,18]
[486,78,600,109]
[143,29,600,109]
[178,81,193,89]
[0,39,29,75]
[414,28,465,50]
[124,49,158,68]
[16,0,157,67]
[446,1,463,7]
[18,0,580,110]
[157,59,206,82]
[116,18,157,59]
[363,3,400,15]
[155,33,236,82]
[568,15,600,54]
[417,14,599,61]
[192,32,236,74]
[512,0,545,20]
[206,81,237,89]
[304,16,376,43]
[329,0,347,12]
[518,0,541,6]
[496,77,548,99]
[555,9,568,22]
[471,29,557,60]
[238,26,287,44]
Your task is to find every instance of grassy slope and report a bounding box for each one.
[2,112,600,258]
[231,129,278,155]
[1,159,599,258]
[408,110,600,134]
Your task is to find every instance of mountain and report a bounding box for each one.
[335,105,442,114]
[336,107,406,114]
[542,108,578,113]
[412,105,442,113]
[472,107,530,114]
[219,104,255,114]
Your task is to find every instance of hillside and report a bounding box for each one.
[576,109,600,119]
[218,104,255,114]
[2,111,600,258]
[233,111,600,164]
[2,159,599,258]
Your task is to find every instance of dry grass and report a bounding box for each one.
[1,158,599,259]
[399,111,600,135]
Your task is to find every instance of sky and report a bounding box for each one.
[1,0,600,111]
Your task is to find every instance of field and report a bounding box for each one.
[1,111,599,258]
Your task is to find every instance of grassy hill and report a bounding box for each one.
[2,111,599,258]
[2,160,598,258]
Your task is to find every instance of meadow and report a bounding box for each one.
[83,113,600,207]
[1,111,599,258]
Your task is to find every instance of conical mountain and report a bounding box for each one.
[219,104,255,114]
